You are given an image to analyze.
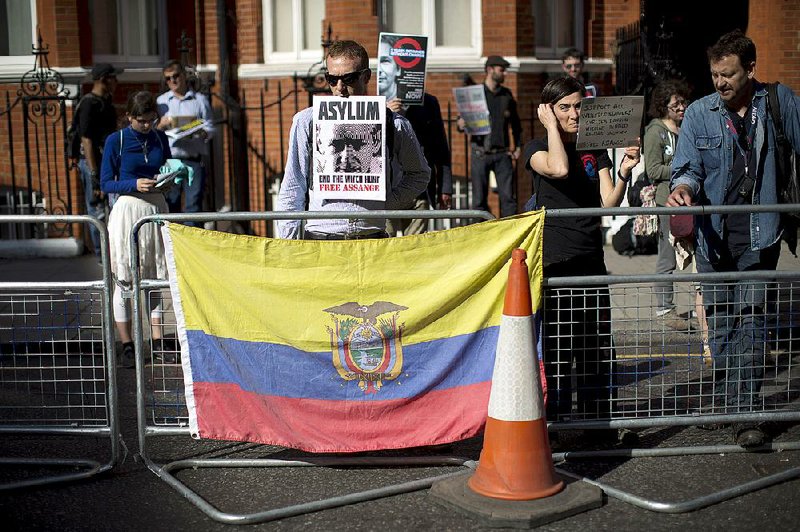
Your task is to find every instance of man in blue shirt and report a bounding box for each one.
[668,30,800,448]
[156,61,214,226]
[276,40,430,240]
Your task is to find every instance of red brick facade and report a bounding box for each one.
[0,0,797,239]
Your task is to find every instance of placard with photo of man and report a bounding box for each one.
[312,95,387,201]
[377,33,428,105]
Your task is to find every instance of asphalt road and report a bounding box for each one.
[1,247,799,531]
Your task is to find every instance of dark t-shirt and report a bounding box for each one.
[76,94,118,162]
[471,85,522,151]
[724,107,756,255]
[523,138,612,265]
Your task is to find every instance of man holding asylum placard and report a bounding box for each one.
[276,40,429,240]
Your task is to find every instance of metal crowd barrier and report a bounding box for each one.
[129,206,800,520]
[543,204,800,512]
[0,215,120,490]
[129,209,493,525]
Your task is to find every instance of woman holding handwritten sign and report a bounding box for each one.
[522,76,640,445]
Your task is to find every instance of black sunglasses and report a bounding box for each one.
[324,69,368,86]
[164,73,182,82]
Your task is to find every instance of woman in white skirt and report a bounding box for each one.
[100,91,172,368]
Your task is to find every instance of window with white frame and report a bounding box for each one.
[264,0,326,62]
[90,0,166,67]
[0,0,36,66]
[533,0,583,59]
[380,0,482,59]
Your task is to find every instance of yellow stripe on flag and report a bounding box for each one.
[164,211,544,352]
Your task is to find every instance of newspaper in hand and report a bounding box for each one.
[452,85,491,136]
[154,169,181,189]
[165,118,208,141]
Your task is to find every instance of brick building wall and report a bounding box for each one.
[2,0,798,241]
[748,0,800,92]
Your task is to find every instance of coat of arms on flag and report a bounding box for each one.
[326,301,406,394]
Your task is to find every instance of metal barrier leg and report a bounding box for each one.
[556,442,800,514]
[143,454,477,525]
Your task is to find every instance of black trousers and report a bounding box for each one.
[542,252,615,421]
[470,148,517,217]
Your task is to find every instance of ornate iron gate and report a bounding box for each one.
[0,35,75,240]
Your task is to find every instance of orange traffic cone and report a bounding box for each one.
[467,248,564,501]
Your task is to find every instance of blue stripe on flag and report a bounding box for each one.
[185,326,500,401]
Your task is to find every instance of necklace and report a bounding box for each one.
[130,127,149,163]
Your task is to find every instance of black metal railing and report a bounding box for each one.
[0,34,74,240]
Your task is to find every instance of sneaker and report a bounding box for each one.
[732,423,765,448]
[120,344,135,369]
[655,307,676,318]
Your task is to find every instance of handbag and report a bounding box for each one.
[632,184,658,236]
[669,214,694,239]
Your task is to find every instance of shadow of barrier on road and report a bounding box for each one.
[0,215,121,490]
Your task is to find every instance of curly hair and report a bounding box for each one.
[326,40,369,70]
[541,76,585,105]
[648,79,690,119]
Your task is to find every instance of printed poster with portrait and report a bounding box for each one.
[312,95,387,201]
[377,33,428,105]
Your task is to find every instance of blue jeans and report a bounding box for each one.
[165,159,205,227]
[78,159,106,256]
[695,243,781,411]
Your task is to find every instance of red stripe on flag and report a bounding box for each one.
[192,381,492,453]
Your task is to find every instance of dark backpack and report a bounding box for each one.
[612,218,658,256]
[66,93,98,162]
[766,82,800,221]
[626,173,651,207]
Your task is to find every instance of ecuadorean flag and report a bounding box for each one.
[162,212,545,453]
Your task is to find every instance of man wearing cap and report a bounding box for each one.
[156,60,214,226]
[458,55,522,218]
[76,63,121,256]
[276,40,429,240]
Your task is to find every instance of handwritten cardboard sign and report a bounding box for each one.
[576,96,644,150]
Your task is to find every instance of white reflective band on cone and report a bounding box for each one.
[486,315,544,421]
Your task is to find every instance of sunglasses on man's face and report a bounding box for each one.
[324,69,368,86]
[164,73,182,82]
